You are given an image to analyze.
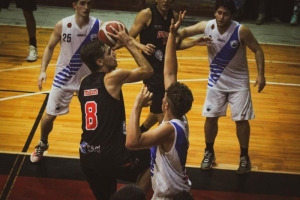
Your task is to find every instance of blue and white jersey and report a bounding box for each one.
[204,19,249,91]
[54,15,100,90]
[150,116,191,200]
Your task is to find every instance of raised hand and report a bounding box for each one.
[170,10,186,35]
[135,85,153,108]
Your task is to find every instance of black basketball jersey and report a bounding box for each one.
[78,72,130,169]
[140,5,174,90]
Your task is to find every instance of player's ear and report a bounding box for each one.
[96,59,103,67]
[72,1,77,9]
[164,101,169,110]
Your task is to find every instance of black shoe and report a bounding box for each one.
[201,150,216,170]
[237,156,251,174]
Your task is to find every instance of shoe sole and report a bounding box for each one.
[236,169,251,174]
[26,59,38,62]
[30,154,42,163]
[236,165,251,174]
[30,149,47,163]
[201,157,216,170]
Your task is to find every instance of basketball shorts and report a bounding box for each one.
[81,149,150,200]
[202,88,255,121]
[0,0,37,11]
[46,86,76,116]
[147,86,164,114]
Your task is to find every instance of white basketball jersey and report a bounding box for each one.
[150,116,191,200]
[54,15,101,90]
[204,19,249,91]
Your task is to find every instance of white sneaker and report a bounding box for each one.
[30,141,49,163]
[26,45,38,62]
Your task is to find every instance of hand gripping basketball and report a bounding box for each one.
[98,21,128,47]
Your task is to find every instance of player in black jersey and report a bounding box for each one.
[78,24,153,200]
[129,0,178,132]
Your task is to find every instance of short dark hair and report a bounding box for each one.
[111,184,146,200]
[80,40,107,72]
[166,82,194,118]
[215,0,236,15]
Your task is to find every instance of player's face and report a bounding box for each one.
[103,47,118,70]
[156,0,174,12]
[74,0,92,17]
[214,6,233,28]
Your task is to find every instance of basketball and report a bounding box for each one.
[98,21,128,47]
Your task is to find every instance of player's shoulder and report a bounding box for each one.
[238,23,250,31]
[54,19,63,30]
[88,16,102,25]
[58,15,73,26]
[138,7,152,17]
[62,15,75,21]
[238,24,254,41]
[238,23,252,36]
[134,8,152,24]
[88,15,97,20]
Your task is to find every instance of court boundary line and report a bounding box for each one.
[0,79,299,102]
[0,151,299,175]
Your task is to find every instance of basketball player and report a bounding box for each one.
[30,0,102,163]
[126,11,197,199]
[0,0,38,61]
[177,0,266,174]
[129,0,178,133]
[78,24,153,199]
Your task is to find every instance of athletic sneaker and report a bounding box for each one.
[237,156,251,174]
[200,150,216,170]
[30,141,49,163]
[26,45,38,62]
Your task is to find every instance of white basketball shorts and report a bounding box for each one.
[46,86,77,116]
[202,88,255,121]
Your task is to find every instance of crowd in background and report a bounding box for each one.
[233,0,299,25]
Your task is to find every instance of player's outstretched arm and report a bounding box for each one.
[164,11,186,89]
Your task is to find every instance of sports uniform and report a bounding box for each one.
[139,5,174,114]
[150,116,191,200]
[46,15,100,116]
[78,72,150,200]
[202,19,254,121]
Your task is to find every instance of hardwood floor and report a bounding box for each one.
[0,25,300,174]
